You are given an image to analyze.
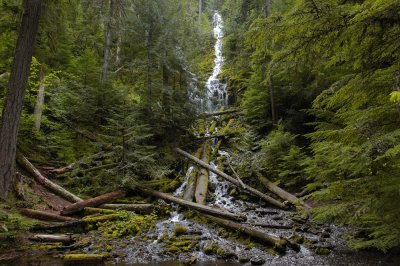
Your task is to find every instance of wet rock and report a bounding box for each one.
[183,256,197,265]
[321,231,330,238]
[292,216,307,224]
[250,257,265,265]
[289,234,304,244]
[239,256,250,263]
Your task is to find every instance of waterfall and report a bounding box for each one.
[206,12,227,112]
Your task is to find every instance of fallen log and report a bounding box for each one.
[20,209,77,222]
[83,162,119,174]
[100,204,154,213]
[84,207,117,215]
[256,172,311,209]
[203,214,287,251]
[49,151,105,175]
[183,147,203,201]
[175,148,287,209]
[16,152,83,203]
[201,109,240,118]
[61,189,127,216]
[195,141,211,205]
[135,187,245,222]
[243,222,293,229]
[63,254,104,264]
[29,234,74,244]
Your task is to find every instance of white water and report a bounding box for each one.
[206,12,228,111]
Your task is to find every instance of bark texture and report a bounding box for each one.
[20,208,77,222]
[101,0,114,84]
[61,189,127,215]
[0,0,42,199]
[195,141,211,205]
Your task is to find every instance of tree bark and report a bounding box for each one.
[100,203,154,213]
[198,0,203,24]
[61,189,127,216]
[264,0,271,18]
[29,234,74,244]
[0,0,42,199]
[101,0,114,84]
[175,148,288,209]
[20,209,77,222]
[256,172,311,209]
[16,153,83,203]
[203,214,287,250]
[135,187,245,222]
[33,68,45,131]
[195,141,211,205]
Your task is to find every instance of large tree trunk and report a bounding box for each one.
[0,0,42,199]
[16,153,83,203]
[203,214,287,251]
[256,172,311,209]
[20,209,77,222]
[33,68,45,131]
[101,0,114,84]
[136,187,245,222]
[264,0,271,17]
[176,148,287,209]
[61,189,127,216]
[198,0,203,24]
[195,141,211,205]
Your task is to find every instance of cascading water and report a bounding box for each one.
[206,12,228,111]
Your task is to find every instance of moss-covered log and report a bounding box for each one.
[195,140,211,205]
[61,189,127,216]
[20,208,77,222]
[183,147,203,202]
[203,214,287,251]
[256,172,311,209]
[16,153,83,203]
[176,148,287,209]
[63,254,104,264]
[100,204,154,213]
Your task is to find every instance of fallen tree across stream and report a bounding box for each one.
[175,148,287,209]
[16,152,83,203]
[256,172,311,209]
[201,109,241,118]
[135,186,245,222]
[202,214,287,251]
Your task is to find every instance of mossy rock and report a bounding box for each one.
[315,247,331,255]
[203,241,219,255]
[174,224,188,236]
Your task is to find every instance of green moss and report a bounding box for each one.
[21,243,63,250]
[63,254,104,260]
[173,224,188,236]
[216,248,226,256]
[315,247,331,255]
[158,232,169,243]
[203,241,219,255]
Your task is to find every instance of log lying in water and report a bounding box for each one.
[135,187,245,222]
[61,189,127,216]
[203,214,287,251]
[63,254,104,264]
[100,204,154,213]
[175,148,287,209]
[29,234,74,244]
[195,141,211,205]
[16,152,83,203]
[20,209,77,222]
[256,172,311,209]
[201,109,241,118]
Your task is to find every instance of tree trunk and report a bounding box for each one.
[61,189,127,216]
[195,141,211,205]
[101,0,114,84]
[264,0,271,17]
[256,172,311,209]
[100,203,154,213]
[269,74,276,124]
[29,234,74,244]
[203,214,287,251]
[135,187,245,222]
[175,148,287,209]
[183,147,203,202]
[20,208,77,222]
[16,153,83,203]
[198,0,203,24]
[33,68,45,131]
[0,0,42,199]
